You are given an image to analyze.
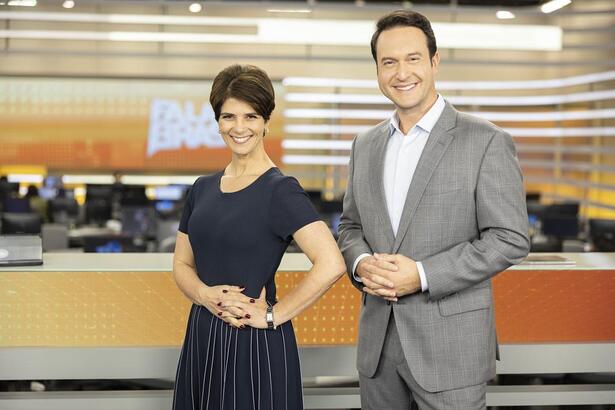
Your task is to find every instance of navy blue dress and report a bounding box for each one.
[173,167,320,410]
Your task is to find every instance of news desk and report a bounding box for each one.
[1,253,614,408]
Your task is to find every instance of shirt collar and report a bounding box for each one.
[389,95,445,136]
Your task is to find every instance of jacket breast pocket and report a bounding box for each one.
[437,284,492,317]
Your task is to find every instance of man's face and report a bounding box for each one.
[375,26,439,115]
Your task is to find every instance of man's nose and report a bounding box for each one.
[396,63,411,81]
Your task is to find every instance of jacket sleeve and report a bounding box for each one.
[337,137,373,291]
[421,129,531,300]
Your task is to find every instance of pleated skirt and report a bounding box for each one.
[173,304,304,410]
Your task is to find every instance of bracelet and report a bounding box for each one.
[265,301,276,330]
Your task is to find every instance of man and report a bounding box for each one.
[338,10,530,409]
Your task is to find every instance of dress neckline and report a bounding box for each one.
[217,167,278,195]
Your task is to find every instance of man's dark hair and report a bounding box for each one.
[209,64,275,122]
[370,10,438,64]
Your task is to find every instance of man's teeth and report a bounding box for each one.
[396,84,416,91]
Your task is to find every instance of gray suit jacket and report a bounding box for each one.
[338,101,530,393]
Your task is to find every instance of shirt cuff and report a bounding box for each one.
[416,261,428,292]
[352,253,372,283]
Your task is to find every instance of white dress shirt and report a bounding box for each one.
[352,95,446,292]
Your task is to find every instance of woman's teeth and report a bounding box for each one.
[231,135,251,144]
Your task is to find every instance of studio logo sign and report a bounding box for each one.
[147,99,224,156]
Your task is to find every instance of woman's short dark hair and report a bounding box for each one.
[370,10,437,63]
[209,64,275,122]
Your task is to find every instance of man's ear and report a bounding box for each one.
[431,50,440,69]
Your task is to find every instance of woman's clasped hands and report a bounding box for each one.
[198,285,269,329]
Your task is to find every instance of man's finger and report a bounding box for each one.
[363,270,394,288]
[374,287,397,298]
[361,275,381,290]
[374,253,397,263]
[363,287,378,296]
[373,258,398,272]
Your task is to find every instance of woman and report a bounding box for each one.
[172,64,346,410]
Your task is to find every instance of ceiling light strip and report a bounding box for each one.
[0,11,258,26]
[121,175,200,185]
[0,29,259,43]
[282,155,350,165]
[62,175,115,184]
[281,155,615,169]
[285,89,615,106]
[283,139,615,153]
[282,140,353,150]
[283,71,615,90]
[0,13,561,50]
[58,174,201,185]
[284,108,615,121]
[283,126,615,137]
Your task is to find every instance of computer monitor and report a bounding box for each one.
[1,213,42,235]
[86,184,114,201]
[320,200,343,215]
[85,199,112,225]
[526,202,549,220]
[82,235,146,253]
[121,205,157,238]
[547,202,579,217]
[589,219,615,251]
[2,197,31,213]
[120,185,149,206]
[541,216,579,239]
[49,197,79,224]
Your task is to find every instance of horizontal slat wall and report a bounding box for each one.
[281,71,615,218]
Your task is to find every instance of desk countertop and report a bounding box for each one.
[1,252,615,272]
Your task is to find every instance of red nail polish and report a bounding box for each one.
[217,302,221,306]
[217,312,222,316]
[245,314,251,319]
[222,290,228,293]
[250,299,255,303]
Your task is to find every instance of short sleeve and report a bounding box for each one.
[269,177,320,240]
[178,177,200,234]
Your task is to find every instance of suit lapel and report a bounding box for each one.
[392,102,458,253]
[368,121,396,250]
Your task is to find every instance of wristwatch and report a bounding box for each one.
[265,302,276,330]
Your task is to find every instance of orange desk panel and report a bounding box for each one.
[0,271,359,347]
[1,268,614,348]
[493,269,615,343]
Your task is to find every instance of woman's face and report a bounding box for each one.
[218,98,268,157]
